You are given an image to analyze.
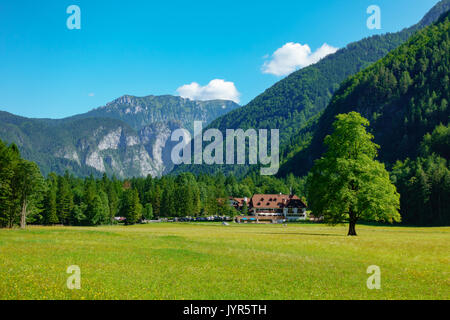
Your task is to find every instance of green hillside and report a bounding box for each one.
[0,112,133,177]
[280,10,450,177]
[173,0,450,177]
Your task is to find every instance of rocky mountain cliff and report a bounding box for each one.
[69,95,239,133]
[0,95,239,177]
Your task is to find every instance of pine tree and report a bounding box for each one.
[106,184,119,223]
[56,176,73,225]
[44,177,59,225]
[142,203,153,221]
[161,182,176,217]
[148,185,161,218]
[121,189,142,225]
[0,140,20,228]
[13,160,44,229]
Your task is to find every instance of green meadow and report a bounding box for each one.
[0,223,448,300]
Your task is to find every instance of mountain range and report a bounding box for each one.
[172,0,450,177]
[0,96,239,177]
[279,9,449,176]
[1,1,449,180]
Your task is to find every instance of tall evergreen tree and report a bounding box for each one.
[56,175,73,225]
[13,160,44,229]
[151,185,162,218]
[0,141,20,228]
[43,175,59,225]
[121,189,142,225]
[161,182,176,217]
[142,203,153,221]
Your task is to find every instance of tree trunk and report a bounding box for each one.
[348,211,357,236]
[8,208,14,229]
[20,198,28,229]
[348,220,357,236]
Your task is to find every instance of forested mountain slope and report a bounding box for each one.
[279,10,450,177]
[174,0,450,177]
[210,0,449,144]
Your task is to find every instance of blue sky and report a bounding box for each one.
[0,0,441,118]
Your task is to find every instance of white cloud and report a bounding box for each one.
[88,93,95,97]
[176,79,240,103]
[262,42,338,76]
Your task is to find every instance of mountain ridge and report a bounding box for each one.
[172,0,450,177]
[67,94,240,133]
[278,9,450,176]
[0,95,240,177]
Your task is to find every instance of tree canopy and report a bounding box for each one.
[307,112,401,235]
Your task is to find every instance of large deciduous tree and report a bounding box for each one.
[306,112,401,236]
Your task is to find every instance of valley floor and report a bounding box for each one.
[0,223,448,300]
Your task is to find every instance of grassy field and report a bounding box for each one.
[0,223,448,300]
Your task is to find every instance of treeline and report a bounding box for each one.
[1,121,448,227]
[391,124,450,225]
[0,138,306,228]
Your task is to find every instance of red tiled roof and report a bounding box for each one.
[232,198,249,206]
[229,198,250,208]
[250,194,305,209]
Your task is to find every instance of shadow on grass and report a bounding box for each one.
[256,232,345,237]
